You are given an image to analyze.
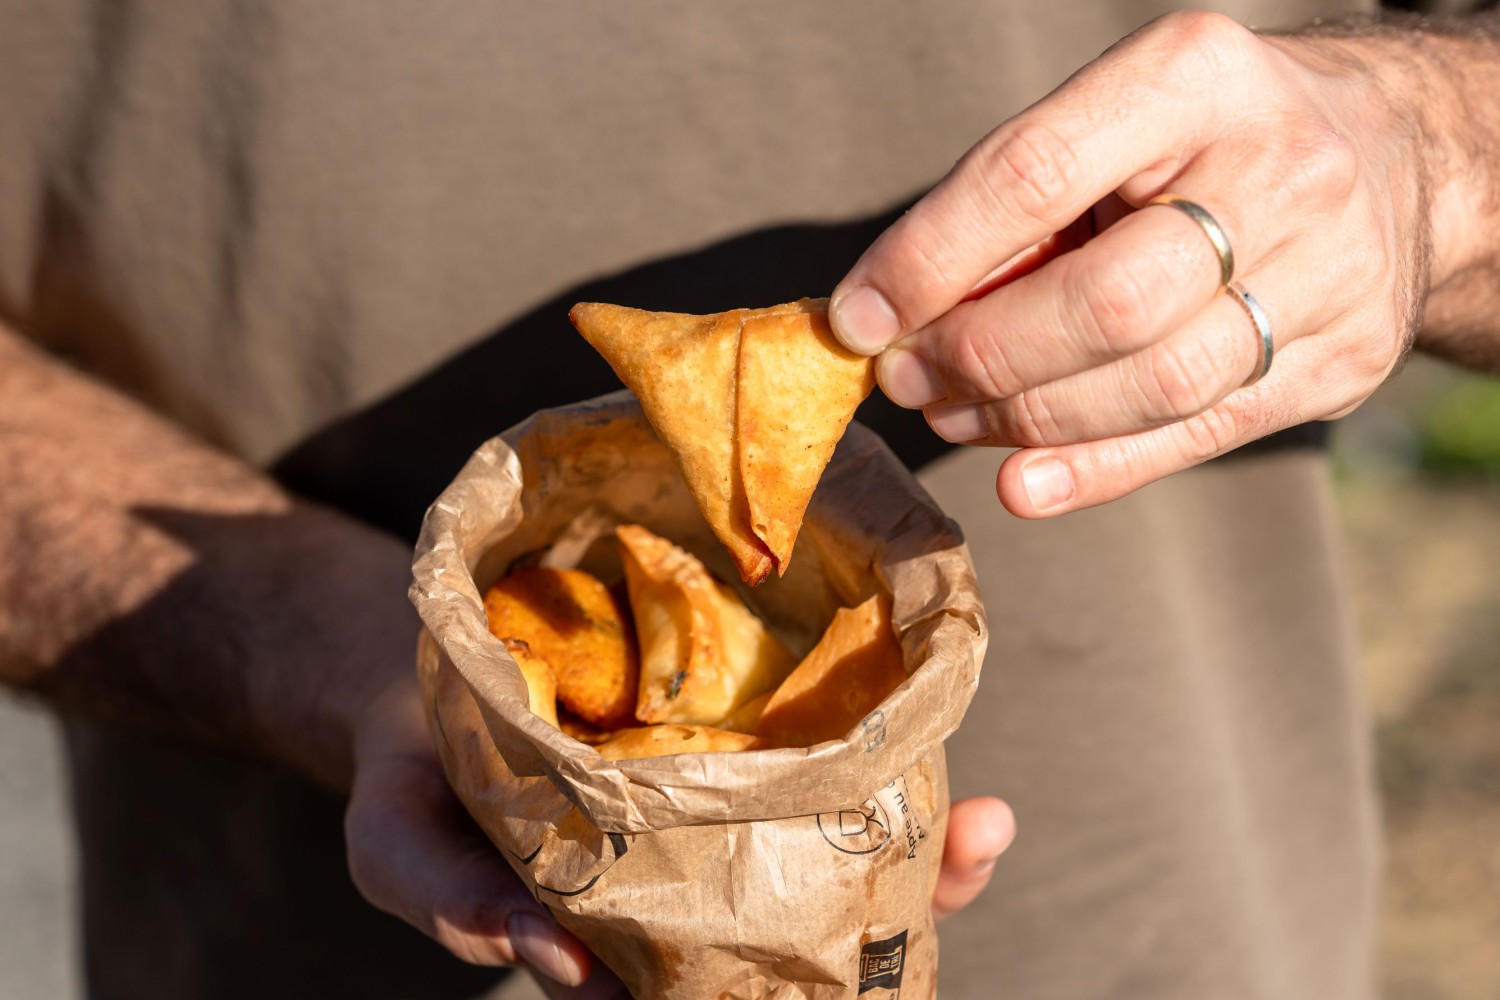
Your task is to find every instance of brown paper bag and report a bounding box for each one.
[410,392,986,999]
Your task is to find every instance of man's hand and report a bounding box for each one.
[345,673,632,998]
[828,11,1500,517]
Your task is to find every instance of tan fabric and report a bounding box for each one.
[926,446,1378,999]
[4,0,1364,463]
[1,1,1380,998]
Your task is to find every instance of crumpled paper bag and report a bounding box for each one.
[410,391,986,999]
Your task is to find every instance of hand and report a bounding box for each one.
[344,671,631,998]
[828,12,1453,516]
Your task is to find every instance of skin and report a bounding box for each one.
[828,12,1500,517]
[0,325,1014,997]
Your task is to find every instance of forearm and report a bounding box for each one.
[1292,13,1500,371]
[0,325,416,789]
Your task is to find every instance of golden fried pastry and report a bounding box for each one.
[569,299,874,585]
[483,567,638,729]
[756,594,906,746]
[595,724,765,761]
[497,637,561,729]
[617,524,794,726]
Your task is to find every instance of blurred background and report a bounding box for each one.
[1333,356,1500,1000]
[1,355,1496,999]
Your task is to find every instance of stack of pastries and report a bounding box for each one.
[483,524,906,760]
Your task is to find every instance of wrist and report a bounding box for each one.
[236,501,421,791]
[1278,22,1500,290]
[0,327,423,791]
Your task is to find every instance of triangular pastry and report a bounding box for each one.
[755,594,906,747]
[570,298,873,584]
[616,524,794,726]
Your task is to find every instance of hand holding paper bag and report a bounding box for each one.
[411,394,992,998]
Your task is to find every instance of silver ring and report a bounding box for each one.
[1227,282,1274,386]
[1149,194,1234,291]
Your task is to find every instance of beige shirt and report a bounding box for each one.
[2,2,1379,998]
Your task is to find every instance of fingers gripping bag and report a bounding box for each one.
[410,392,986,1000]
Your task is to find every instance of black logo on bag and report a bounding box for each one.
[509,830,630,898]
[858,930,908,994]
[817,795,891,855]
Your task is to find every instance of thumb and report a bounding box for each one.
[932,796,1016,921]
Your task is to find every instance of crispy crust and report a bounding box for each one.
[755,594,906,747]
[616,524,793,726]
[483,567,639,728]
[569,299,872,584]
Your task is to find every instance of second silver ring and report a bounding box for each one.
[1227,282,1274,386]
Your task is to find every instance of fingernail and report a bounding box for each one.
[927,403,989,443]
[509,912,586,986]
[879,347,945,408]
[831,285,901,354]
[1020,458,1074,511]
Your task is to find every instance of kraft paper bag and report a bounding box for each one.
[410,392,986,999]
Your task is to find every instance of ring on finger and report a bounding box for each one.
[1227,282,1274,386]
[1148,193,1234,291]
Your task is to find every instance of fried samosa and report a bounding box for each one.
[755,594,906,747]
[497,637,561,729]
[483,567,638,729]
[616,524,794,726]
[569,299,874,585]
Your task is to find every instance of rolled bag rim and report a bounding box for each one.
[409,390,987,834]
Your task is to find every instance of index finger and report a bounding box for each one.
[829,11,1255,355]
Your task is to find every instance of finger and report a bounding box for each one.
[992,330,1375,517]
[829,11,1261,354]
[932,796,1016,921]
[924,254,1323,447]
[877,202,1234,408]
[525,945,633,1000]
[880,103,1360,413]
[345,754,592,984]
[958,208,1101,304]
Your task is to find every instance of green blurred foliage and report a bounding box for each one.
[1417,377,1500,476]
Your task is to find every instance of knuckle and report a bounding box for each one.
[1150,11,1258,92]
[1343,324,1400,382]
[1074,255,1161,353]
[949,325,1022,399]
[438,932,490,967]
[894,213,972,313]
[431,915,506,967]
[1277,120,1358,203]
[969,121,1079,230]
[1004,389,1063,448]
[1141,337,1219,422]
[1178,405,1242,461]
